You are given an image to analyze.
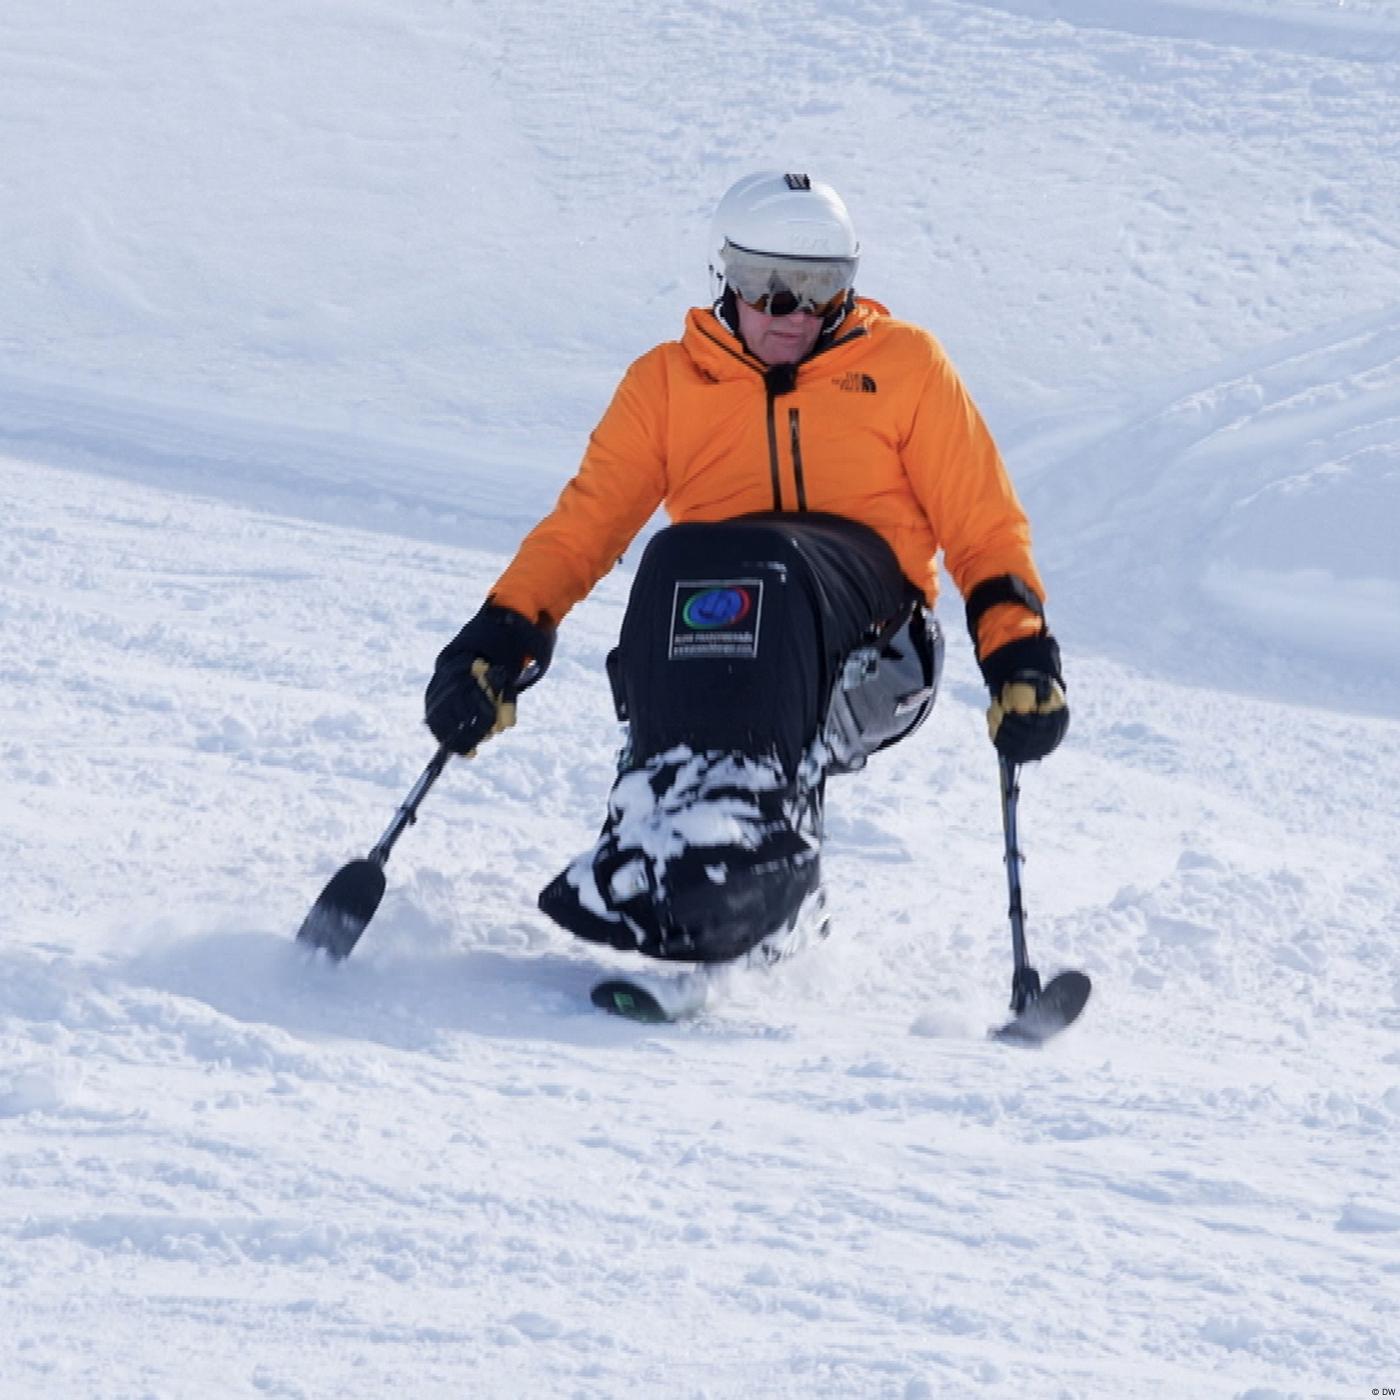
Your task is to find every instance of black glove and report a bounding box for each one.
[979,632,1069,763]
[425,604,556,755]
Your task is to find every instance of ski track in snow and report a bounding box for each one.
[1017,303,1400,714]
[3,456,1398,1399]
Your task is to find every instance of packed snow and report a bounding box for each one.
[2,1,1398,1397]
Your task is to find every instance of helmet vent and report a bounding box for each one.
[783,173,812,191]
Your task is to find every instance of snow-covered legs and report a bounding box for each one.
[541,514,932,969]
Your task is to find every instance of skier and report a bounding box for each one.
[424,171,1068,973]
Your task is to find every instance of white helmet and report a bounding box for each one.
[708,172,860,307]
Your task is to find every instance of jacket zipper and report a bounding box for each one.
[696,316,868,511]
[766,328,863,508]
[765,387,783,508]
[789,408,808,509]
[765,388,818,511]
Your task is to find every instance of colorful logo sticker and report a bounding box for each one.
[681,586,753,629]
[669,579,764,660]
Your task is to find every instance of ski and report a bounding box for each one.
[590,970,712,1023]
[989,969,1091,1047]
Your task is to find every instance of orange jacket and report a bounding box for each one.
[491,299,1047,660]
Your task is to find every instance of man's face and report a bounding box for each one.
[735,298,823,366]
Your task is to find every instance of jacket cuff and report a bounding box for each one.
[979,632,1064,695]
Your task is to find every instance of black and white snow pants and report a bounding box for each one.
[536,514,944,964]
[607,513,943,779]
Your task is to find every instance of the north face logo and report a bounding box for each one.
[835,372,878,393]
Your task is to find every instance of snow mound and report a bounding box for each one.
[1026,307,1400,712]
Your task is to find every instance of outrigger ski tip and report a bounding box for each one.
[990,969,1092,1047]
[296,857,386,961]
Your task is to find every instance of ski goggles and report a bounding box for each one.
[721,241,857,318]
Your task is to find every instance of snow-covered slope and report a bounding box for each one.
[2,2,1399,1397]
[1020,303,1400,711]
[7,452,1398,1398]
